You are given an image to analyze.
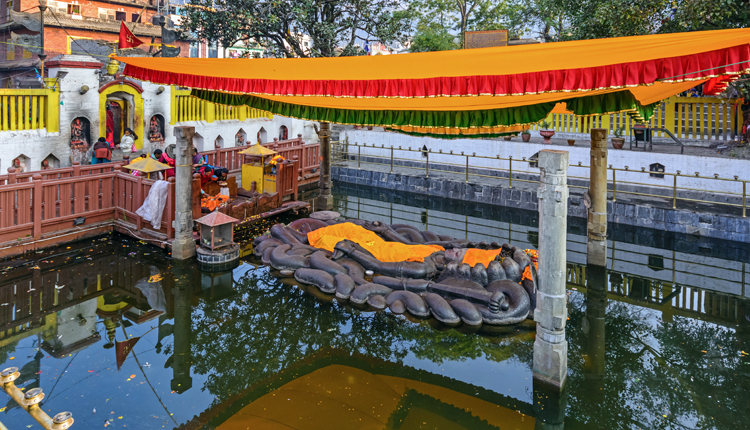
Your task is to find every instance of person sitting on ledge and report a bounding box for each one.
[92,137,112,164]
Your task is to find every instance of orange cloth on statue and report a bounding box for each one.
[307,223,444,263]
[461,248,504,268]
[522,249,539,281]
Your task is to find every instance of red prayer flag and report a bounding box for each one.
[115,337,140,371]
[118,22,143,49]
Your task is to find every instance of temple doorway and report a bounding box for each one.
[98,79,144,151]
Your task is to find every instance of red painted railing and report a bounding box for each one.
[202,136,320,180]
[0,168,181,244]
[0,162,126,185]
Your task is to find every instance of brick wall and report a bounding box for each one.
[17,0,158,22]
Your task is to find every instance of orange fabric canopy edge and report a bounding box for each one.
[243,79,705,112]
[117,28,750,81]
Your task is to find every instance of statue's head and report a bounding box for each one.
[444,248,468,262]
[363,220,387,233]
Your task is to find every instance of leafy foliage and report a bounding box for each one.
[509,0,750,42]
[408,0,518,48]
[179,0,411,58]
[409,22,459,52]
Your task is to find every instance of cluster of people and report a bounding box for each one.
[91,137,232,184]
[192,148,229,185]
[91,128,137,164]
[128,149,176,179]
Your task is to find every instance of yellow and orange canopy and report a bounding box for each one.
[119,28,750,136]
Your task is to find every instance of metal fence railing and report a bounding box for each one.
[334,194,749,326]
[332,141,748,217]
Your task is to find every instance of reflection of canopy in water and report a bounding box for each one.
[117,28,750,136]
[217,364,529,430]
[175,349,542,430]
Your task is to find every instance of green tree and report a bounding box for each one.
[179,0,411,58]
[408,0,517,48]
[520,0,750,42]
[409,22,459,52]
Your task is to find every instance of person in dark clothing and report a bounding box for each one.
[92,137,112,164]
[215,167,229,182]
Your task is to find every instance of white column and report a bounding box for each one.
[533,149,569,388]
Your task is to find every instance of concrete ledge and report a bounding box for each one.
[332,166,750,244]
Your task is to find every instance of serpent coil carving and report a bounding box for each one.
[254,219,538,329]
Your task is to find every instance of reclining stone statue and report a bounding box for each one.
[253,218,538,329]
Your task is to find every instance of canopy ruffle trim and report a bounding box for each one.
[125,45,750,99]
[191,89,657,134]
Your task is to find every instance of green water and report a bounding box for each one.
[0,185,747,430]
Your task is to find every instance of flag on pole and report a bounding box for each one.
[119,22,143,49]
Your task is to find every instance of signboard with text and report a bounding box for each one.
[465,30,509,49]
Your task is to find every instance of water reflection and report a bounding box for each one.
[0,198,747,428]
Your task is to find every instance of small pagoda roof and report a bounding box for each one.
[122,157,171,173]
[238,145,277,156]
[195,211,240,227]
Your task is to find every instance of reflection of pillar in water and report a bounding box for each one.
[103,318,117,349]
[584,265,607,391]
[171,261,193,394]
[533,377,568,430]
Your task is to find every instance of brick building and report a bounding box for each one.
[0,0,190,87]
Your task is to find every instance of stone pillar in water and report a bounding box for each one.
[533,149,569,388]
[317,121,334,211]
[172,126,196,260]
[170,261,193,393]
[587,129,608,267]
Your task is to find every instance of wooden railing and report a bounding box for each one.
[277,160,299,201]
[265,137,320,178]
[530,95,743,141]
[202,136,320,180]
[0,168,183,244]
[0,162,125,185]
[0,86,59,132]
[170,87,273,124]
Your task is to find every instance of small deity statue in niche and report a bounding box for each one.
[70,118,89,150]
[235,131,245,146]
[148,116,164,143]
[41,159,51,170]
[12,158,26,173]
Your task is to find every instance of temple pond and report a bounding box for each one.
[0,184,748,429]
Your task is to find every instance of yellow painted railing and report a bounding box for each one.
[530,96,743,141]
[170,86,272,124]
[0,85,59,133]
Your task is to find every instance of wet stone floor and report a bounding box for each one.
[0,185,747,430]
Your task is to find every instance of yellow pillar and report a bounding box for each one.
[45,85,59,133]
[170,86,177,125]
[205,100,215,123]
